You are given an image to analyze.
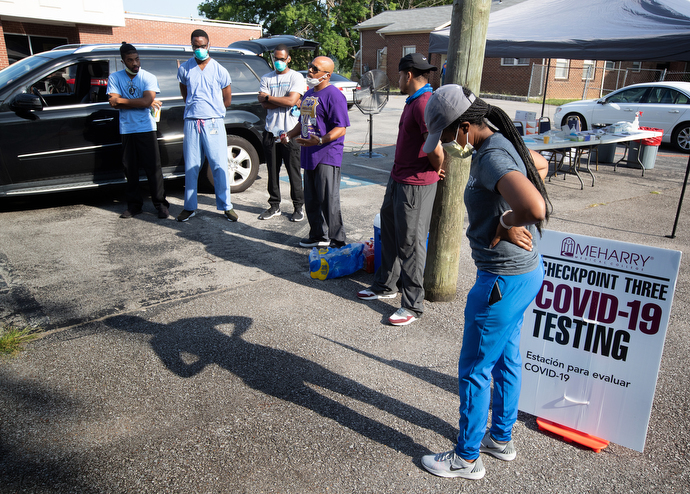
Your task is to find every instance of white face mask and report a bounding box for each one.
[442,140,473,158]
[306,73,327,88]
[441,128,473,158]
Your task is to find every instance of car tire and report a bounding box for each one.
[560,112,588,131]
[671,123,690,152]
[201,134,260,194]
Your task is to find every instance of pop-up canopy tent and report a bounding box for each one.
[428,0,690,61]
[429,0,690,237]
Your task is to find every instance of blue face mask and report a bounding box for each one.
[194,48,209,61]
[274,60,287,72]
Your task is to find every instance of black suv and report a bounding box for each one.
[0,44,270,197]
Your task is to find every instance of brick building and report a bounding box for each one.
[0,1,261,70]
[354,6,451,88]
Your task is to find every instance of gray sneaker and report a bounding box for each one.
[258,206,281,220]
[480,431,516,461]
[421,450,485,480]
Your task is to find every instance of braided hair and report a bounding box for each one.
[450,87,552,232]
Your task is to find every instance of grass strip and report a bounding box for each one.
[0,323,39,357]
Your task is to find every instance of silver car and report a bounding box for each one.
[298,70,360,109]
[554,81,690,151]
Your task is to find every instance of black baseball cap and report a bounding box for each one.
[399,53,437,72]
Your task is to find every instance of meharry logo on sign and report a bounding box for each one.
[561,237,576,257]
[560,237,651,271]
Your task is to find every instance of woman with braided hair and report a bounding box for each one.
[420,85,550,480]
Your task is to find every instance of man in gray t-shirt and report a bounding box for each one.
[257,45,306,222]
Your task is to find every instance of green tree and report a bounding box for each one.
[199,0,451,72]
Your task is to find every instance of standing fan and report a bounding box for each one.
[354,69,390,158]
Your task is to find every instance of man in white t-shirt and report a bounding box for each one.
[257,45,306,222]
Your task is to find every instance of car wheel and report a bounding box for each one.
[201,134,260,193]
[560,112,588,131]
[671,123,690,152]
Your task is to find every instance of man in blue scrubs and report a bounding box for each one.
[177,29,236,222]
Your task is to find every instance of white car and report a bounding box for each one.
[553,81,690,151]
[298,70,360,109]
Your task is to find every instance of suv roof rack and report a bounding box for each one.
[52,43,247,55]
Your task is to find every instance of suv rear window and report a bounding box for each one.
[137,58,181,98]
[217,59,263,94]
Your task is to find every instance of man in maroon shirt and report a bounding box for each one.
[357,53,444,326]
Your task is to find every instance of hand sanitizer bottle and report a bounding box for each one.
[632,111,642,131]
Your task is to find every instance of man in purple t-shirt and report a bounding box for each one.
[283,56,350,248]
[357,53,444,326]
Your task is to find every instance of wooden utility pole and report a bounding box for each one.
[424,0,491,301]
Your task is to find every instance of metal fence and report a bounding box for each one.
[526,64,690,101]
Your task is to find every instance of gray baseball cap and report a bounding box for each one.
[423,84,476,154]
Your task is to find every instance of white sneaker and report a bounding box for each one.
[388,307,417,326]
[421,450,485,480]
[357,288,398,300]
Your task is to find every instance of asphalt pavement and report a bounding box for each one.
[1,95,689,493]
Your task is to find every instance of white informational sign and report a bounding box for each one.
[519,230,682,452]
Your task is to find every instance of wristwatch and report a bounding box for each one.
[318,136,323,145]
[264,95,269,102]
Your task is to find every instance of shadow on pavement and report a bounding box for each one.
[104,314,457,457]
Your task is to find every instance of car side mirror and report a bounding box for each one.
[10,93,43,112]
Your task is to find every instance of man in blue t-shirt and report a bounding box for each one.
[283,56,350,248]
[176,29,236,223]
[107,42,169,219]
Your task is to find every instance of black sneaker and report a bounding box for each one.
[330,239,347,249]
[290,207,305,222]
[176,209,196,222]
[299,238,329,248]
[157,206,169,219]
[258,206,281,220]
[120,208,142,219]
[224,209,239,222]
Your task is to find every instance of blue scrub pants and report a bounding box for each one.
[455,261,544,460]
[183,118,232,211]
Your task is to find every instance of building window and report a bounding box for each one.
[631,61,642,72]
[555,59,569,79]
[501,58,529,66]
[604,61,615,70]
[5,33,68,64]
[582,60,595,80]
[402,45,416,57]
[376,47,387,70]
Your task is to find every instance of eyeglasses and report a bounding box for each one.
[307,64,330,74]
[273,57,288,62]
